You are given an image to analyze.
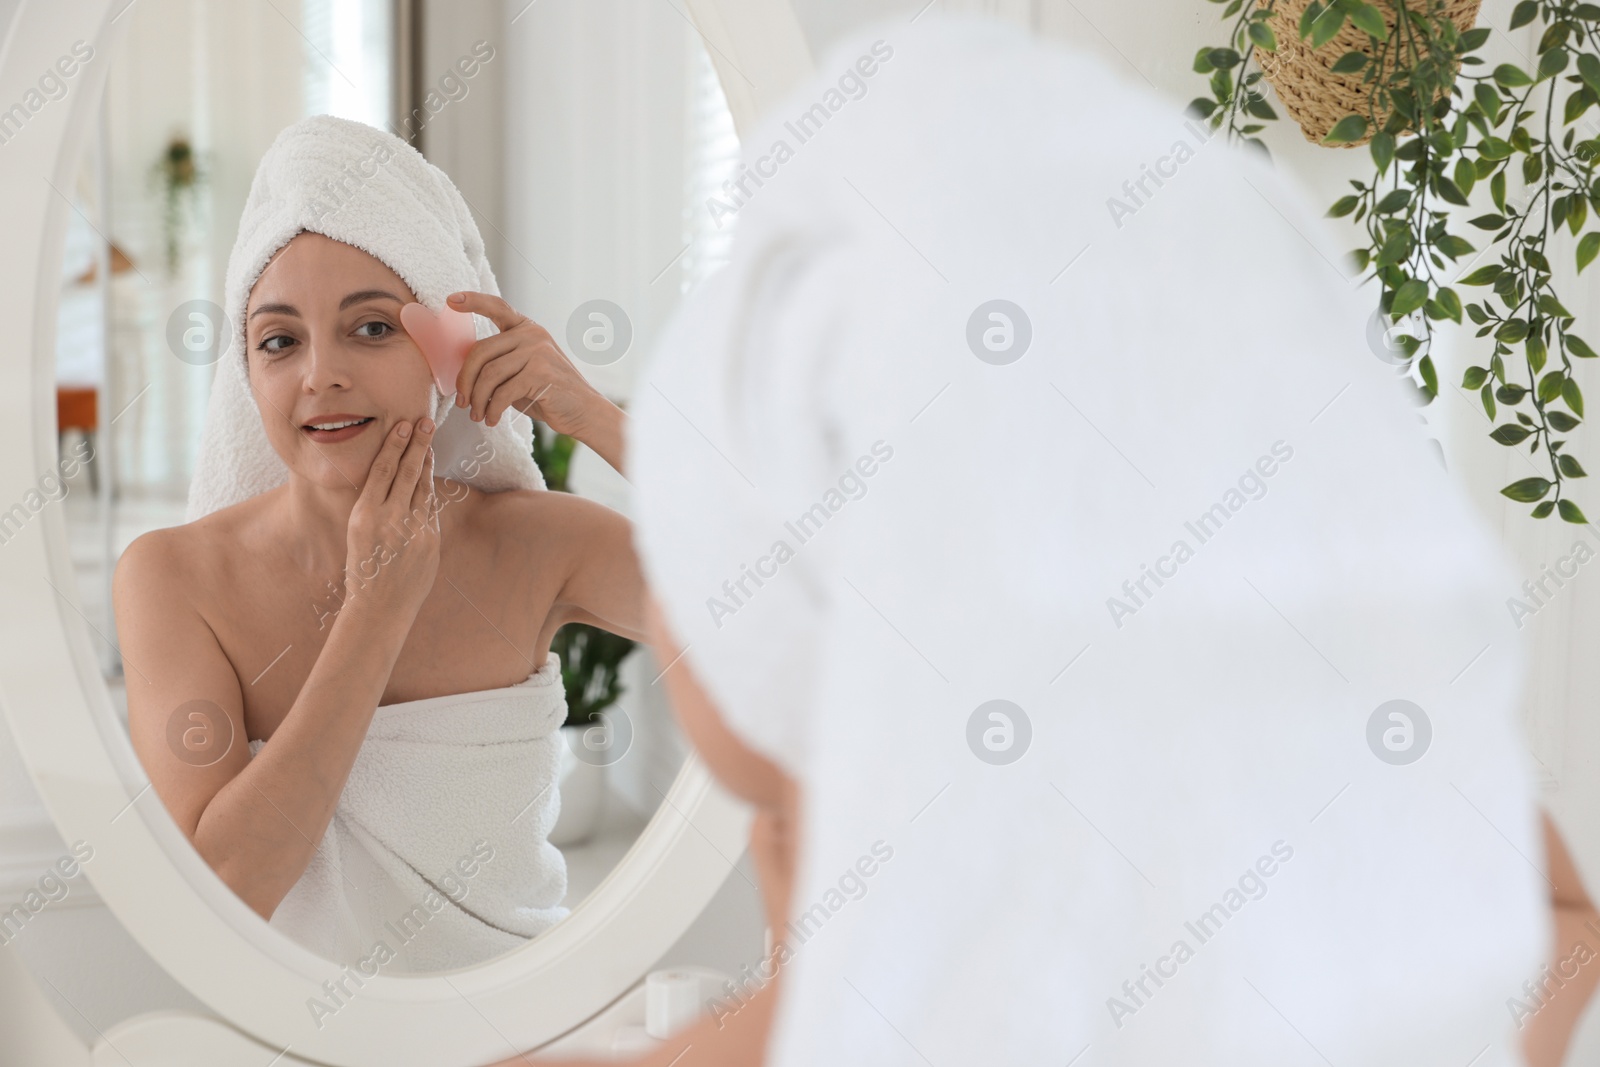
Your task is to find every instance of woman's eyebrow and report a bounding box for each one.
[339,289,405,310]
[248,302,298,321]
[247,290,404,322]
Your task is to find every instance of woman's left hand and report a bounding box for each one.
[445,291,608,437]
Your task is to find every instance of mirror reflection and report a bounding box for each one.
[53,0,739,974]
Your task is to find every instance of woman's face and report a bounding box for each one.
[244,231,434,490]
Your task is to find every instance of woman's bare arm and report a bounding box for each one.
[1522,810,1600,1067]
[114,528,415,919]
[114,418,441,920]
[515,491,648,645]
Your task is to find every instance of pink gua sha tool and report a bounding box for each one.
[399,301,477,400]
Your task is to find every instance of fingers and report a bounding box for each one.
[486,375,548,428]
[447,291,525,333]
[469,359,525,425]
[360,420,415,506]
[410,434,438,531]
[386,416,434,506]
[455,330,520,409]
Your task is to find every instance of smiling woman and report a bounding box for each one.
[111,116,647,973]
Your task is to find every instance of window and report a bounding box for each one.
[681,39,741,293]
[300,0,394,128]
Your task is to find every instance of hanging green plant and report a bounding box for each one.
[151,135,207,278]
[1191,0,1600,523]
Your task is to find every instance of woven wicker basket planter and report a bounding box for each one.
[1253,0,1483,146]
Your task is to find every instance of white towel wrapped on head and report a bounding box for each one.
[186,113,545,524]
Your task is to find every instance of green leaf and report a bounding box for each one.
[1435,177,1471,208]
[1469,213,1507,230]
[1579,232,1600,274]
[1249,93,1279,120]
[1564,377,1585,417]
[1559,453,1589,478]
[1207,48,1241,70]
[1329,195,1360,218]
[1560,499,1589,524]
[1494,63,1533,87]
[1534,500,1558,518]
[1193,47,1217,74]
[1550,410,1583,432]
[1436,286,1463,323]
[1346,1,1388,39]
[1482,381,1497,419]
[1565,86,1595,125]
[1309,5,1348,48]
[1459,264,1503,285]
[1539,47,1570,81]
[1370,130,1396,171]
[1331,51,1368,74]
[1463,365,1489,389]
[1498,383,1529,403]
[1474,82,1502,123]
[1537,293,1574,320]
[1491,171,1507,212]
[1478,137,1514,160]
[1570,334,1600,359]
[1391,279,1429,318]
[1501,474,1552,499]
[1496,318,1530,344]
[1435,234,1475,259]
[1247,21,1278,51]
[1529,332,1548,374]
[1376,188,1412,214]
[1510,0,1539,29]
[1419,354,1438,397]
[1581,52,1600,92]
[1299,1,1327,41]
[1323,114,1370,145]
[1539,371,1567,404]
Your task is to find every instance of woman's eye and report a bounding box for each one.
[355,321,393,339]
[258,335,294,355]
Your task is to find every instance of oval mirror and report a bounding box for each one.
[0,0,811,1062]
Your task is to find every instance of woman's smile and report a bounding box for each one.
[301,414,376,443]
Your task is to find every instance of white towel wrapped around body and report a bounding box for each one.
[247,651,569,972]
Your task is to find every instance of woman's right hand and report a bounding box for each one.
[342,417,441,624]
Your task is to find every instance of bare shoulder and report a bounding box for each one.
[472,485,623,537]
[113,495,264,609]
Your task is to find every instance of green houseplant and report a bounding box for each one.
[1191,0,1600,523]
[530,421,637,728]
[151,135,206,278]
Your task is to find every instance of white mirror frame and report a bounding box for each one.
[0,0,812,1062]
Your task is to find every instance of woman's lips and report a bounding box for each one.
[302,416,375,443]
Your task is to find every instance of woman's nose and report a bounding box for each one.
[301,331,355,391]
